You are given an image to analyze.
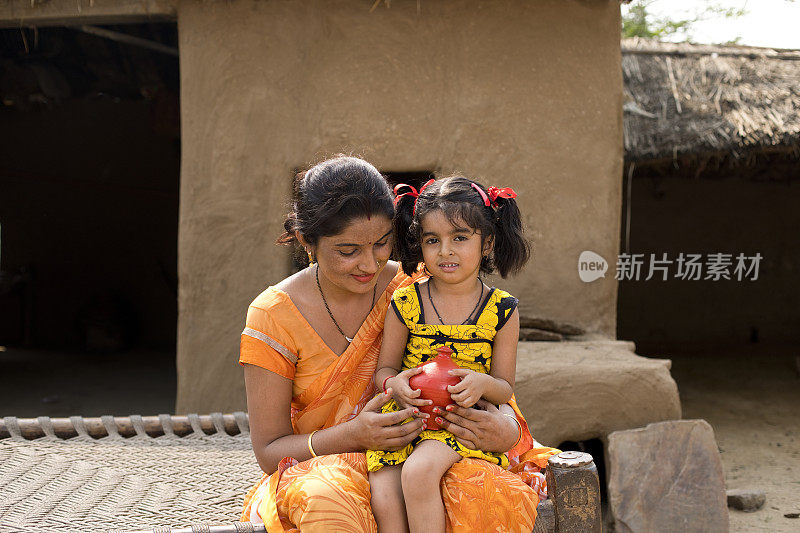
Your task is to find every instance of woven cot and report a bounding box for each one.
[0,413,263,532]
[0,413,600,533]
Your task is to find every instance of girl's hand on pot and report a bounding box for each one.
[446,369,491,408]
[433,400,518,453]
[352,389,427,451]
[388,367,431,409]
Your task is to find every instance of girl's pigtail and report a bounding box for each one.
[392,193,421,276]
[492,196,530,277]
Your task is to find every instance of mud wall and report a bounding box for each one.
[176,0,623,412]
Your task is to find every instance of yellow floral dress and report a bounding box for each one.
[366,281,519,472]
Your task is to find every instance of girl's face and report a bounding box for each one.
[310,215,393,295]
[419,209,491,286]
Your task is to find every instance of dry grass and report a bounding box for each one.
[623,38,800,162]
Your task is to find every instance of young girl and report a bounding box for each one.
[368,176,530,533]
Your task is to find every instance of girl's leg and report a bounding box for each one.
[369,465,408,533]
[401,440,461,533]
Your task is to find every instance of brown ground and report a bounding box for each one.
[2,343,798,531]
[653,343,800,532]
[0,347,176,417]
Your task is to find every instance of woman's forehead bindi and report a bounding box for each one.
[331,225,392,247]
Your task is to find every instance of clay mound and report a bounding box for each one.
[515,339,681,445]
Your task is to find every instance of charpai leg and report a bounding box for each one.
[545,451,601,533]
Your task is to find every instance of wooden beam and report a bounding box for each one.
[622,46,800,61]
[78,24,178,55]
[0,0,177,28]
[0,413,247,440]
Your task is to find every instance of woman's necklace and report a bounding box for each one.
[427,278,484,325]
[315,265,377,343]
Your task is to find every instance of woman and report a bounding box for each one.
[239,156,558,532]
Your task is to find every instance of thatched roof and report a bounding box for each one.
[623,38,800,163]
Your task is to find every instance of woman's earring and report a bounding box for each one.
[307,250,315,264]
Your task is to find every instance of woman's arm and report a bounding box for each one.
[245,363,426,474]
[245,364,343,473]
[433,400,521,453]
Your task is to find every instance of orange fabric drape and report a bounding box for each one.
[239,268,559,532]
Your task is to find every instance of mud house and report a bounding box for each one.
[618,38,800,350]
[0,0,624,413]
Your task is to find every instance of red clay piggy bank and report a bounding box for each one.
[409,346,462,430]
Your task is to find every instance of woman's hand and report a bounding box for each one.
[386,367,431,409]
[350,389,428,451]
[432,400,519,453]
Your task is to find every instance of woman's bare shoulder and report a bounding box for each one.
[384,260,400,279]
[377,261,404,294]
[274,268,313,301]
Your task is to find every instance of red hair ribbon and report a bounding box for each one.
[471,183,518,208]
[487,186,517,207]
[471,183,491,206]
[394,179,435,215]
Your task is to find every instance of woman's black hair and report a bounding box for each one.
[278,156,394,264]
[394,176,530,278]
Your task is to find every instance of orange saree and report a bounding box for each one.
[239,268,559,532]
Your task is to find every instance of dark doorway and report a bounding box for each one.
[383,170,436,192]
[616,156,800,351]
[0,23,179,416]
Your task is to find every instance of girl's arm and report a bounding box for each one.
[373,309,408,387]
[485,307,519,402]
[447,308,519,406]
[374,310,429,408]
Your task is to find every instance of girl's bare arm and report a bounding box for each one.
[373,309,429,408]
[484,307,519,402]
[373,309,409,385]
[447,308,518,406]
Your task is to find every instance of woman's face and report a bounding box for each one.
[312,215,393,295]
